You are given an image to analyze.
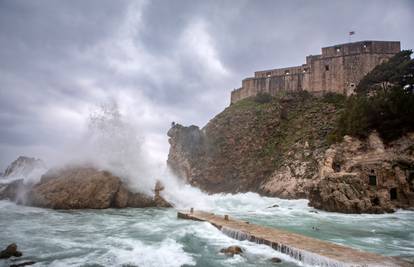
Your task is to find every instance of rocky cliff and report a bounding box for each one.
[308,133,414,213]
[167,93,414,213]
[168,93,341,195]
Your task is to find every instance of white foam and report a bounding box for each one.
[108,238,195,267]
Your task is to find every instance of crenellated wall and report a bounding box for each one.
[230,40,401,104]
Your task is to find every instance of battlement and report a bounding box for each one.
[230,40,401,104]
[321,40,400,58]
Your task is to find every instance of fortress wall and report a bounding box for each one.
[307,54,346,94]
[255,65,305,78]
[230,41,401,104]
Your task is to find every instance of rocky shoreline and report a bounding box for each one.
[0,162,171,210]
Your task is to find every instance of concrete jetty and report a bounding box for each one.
[178,210,411,267]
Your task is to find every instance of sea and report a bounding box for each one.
[1,190,413,267]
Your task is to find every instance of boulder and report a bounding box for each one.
[270,257,282,263]
[220,246,243,256]
[154,181,172,208]
[25,166,172,209]
[0,243,22,259]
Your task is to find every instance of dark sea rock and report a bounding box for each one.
[10,261,36,267]
[270,257,282,263]
[0,243,22,259]
[220,246,243,256]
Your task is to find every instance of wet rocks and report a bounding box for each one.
[308,132,414,213]
[154,181,172,208]
[28,167,124,209]
[267,204,279,208]
[26,166,172,209]
[0,243,22,259]
[0,179,25,202]
[10,261,36,267]
[220,246,243,256]
[2,156,46,179]
[270,257,282,263]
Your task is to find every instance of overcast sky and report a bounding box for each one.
[0,0,413,170]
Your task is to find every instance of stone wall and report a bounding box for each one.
[230,40,401,103]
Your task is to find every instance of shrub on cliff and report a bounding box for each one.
[322,92,346,107]
[254,92,273,103]
[331,51,414,143]
[336,87,414,142]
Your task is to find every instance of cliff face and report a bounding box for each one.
[308,133,414,213]
[168,93,341,195]
[167,93,414,213]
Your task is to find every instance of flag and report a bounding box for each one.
[349,31,355,35]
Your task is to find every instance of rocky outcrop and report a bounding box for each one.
[0,243,22,259]
[2,156,46,178]
[220,246,243,256]
[308,133,414,213]
[168,93,341,195]
[0,165,172,209]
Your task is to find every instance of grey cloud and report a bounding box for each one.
[0,0,413,169]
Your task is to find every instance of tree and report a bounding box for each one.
[356,50,414,94]
[334,50,414,142]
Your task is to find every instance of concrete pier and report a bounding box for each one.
[178,210,411,267]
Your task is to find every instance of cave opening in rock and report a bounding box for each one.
[369,174,377,186]
[372,197,380,206]
[390,188,398,200]
[408,171,414,192]
[332,162,341,172]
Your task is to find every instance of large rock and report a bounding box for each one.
[25,166,171,209]
[308,132,414,213]
[220,246,243,256]
[0,243,22,259]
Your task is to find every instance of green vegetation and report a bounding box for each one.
[333,50,414,142]
[335,88,414,142]
[322,92,346,107]
[356,50,414,95]
[254,92,273,103]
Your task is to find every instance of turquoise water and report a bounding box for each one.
[0,192,413,267]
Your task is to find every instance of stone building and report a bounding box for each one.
[231,40,401,104]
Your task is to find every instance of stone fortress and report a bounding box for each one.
[230,40,401,104]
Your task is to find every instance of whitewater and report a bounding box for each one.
[1,190,413,267]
